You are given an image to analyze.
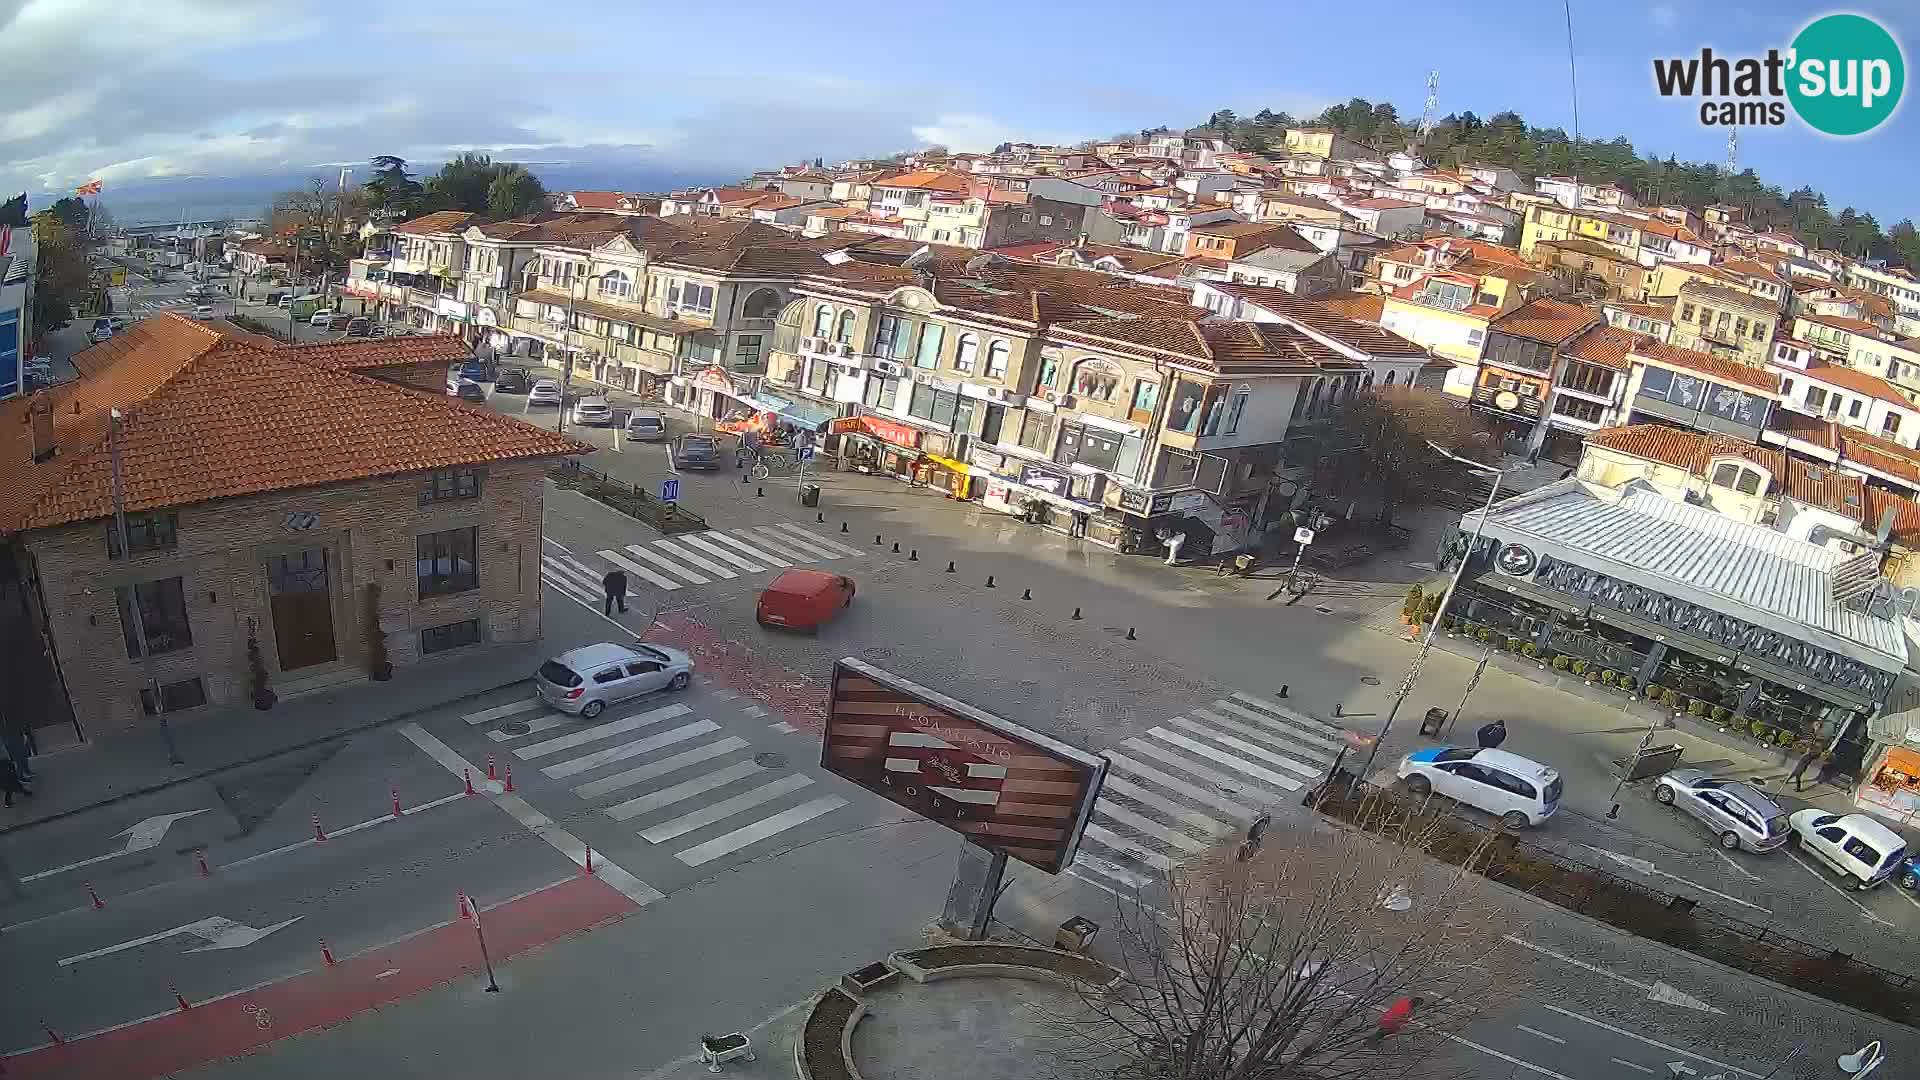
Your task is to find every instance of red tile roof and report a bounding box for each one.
[1585,424,1783,476]
[392,211,480,235]
[1204,284,1425,358]
[1801,361,1915,409]
[280,335,474,372]
[1562,324,1644,371]
[1865,486,1920,545]
[1840,431,1920,486]
[1490,298,1599,345]
[1632,340,1781,393]
[0,314,584,536]
[1764,408,1840,451]
[1314,291,1387,323]
[872,170,973,194]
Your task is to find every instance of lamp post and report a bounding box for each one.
[1356,445,1516,782]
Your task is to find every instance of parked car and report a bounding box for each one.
[756,569,856,633]
[1397,747,1562,828]
[625,411,667,441]
[493,367,531,394]
[87,317,115,344]
[672,433,723,470]
[264,291,285,307]
[276,294,293,308]
[527,379,563,407]
[571,395,614,426]
[345,317,371,337]
[310,310,335,328]
[192,303,215,319]
[446,377,487,403]
[1787,810,1908,890]
[459,359,491,383]
[534,642,694,719]
[1652,769,1789,852]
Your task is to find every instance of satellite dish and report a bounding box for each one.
[901,245,937,271]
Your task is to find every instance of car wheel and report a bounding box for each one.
[670,672,690,691]
[1502,810,1531,830]
[580,699,605,719]
[1654,785,1675,805]
[1403,773,1431,796]
[1719,831,1741,851]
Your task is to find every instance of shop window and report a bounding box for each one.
[118,577,193,658]
[1169,379,1208,433]
[907,384,959,427]
[107,511,179,558]
[1035,353,1058,391]
[418,527,479,598]
[1130,378,1159,421]
[741,288,782,320]
[1221,388,1249,434]
[1017,411,1054,454]
[139,677,207,714]
[1071,359,1121,401]
[420,467,482,506]
[421,618,483,655]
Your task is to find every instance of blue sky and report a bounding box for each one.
[1,0,1914,225]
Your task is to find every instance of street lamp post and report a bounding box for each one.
[1356,446,1514,782]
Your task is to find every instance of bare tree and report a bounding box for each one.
[1317,386,1495,525]
[1037,811,1522,1080]
[270,177,368,269]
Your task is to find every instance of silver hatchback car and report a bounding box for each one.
[535,642,694,719]
[1653,769,1789,852]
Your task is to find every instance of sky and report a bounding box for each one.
[1,0,1915,226]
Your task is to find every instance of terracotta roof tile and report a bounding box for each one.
[1632,340,1781,393]
[392,210,480,235]
[1562,324,1644,371]
[1780,459,1868,520]
[0,314,584,536]
[1799,312,1887,336]
[1840,431,1920,486]
[283,335,474,371]
[1204,284,1425,357]
[1315,291,1387,323]
[1865,487,1920,545]
[1490,298,1598,345]
[1585,424,1782,475]
[1801,361,1915,409]
[1764,408,1840,450]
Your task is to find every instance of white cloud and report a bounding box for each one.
[1648,4,1678,29]
[910,113,1091,152]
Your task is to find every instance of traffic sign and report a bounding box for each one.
[798,446,816,463]
[1293,526,1316,546]
[660,478,680,504]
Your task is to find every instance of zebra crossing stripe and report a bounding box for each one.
[1179,712,1328,778]
[1127,736,1296,798]
[572,737,749,800]
[487,713,571,742]
[1101,774,1236,836]
[621,544,712,585]
[1093,799,1210,854]
[1154,724,1310,788]
[464,698,544,725]
[639,772,814,843]
[540,554,605,600]
[540,564,601,606]
[1082,823,1173,870]
[604,760,763,821]
[596,549,684,591]
[769,522,864,558]
[542,720,719,779]
[1072,856,1155,892]
[1219,697,1345,752]
[1104,753,1259,821]
[652,538,738,579]
[677,533,764,573]
[702,531,791,567]
[1202,703,1341,763]
[675,795,847,867]
[514,703,693,760]
[740,526,835,562]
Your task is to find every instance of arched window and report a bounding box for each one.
[812,304,834,337]
[1385,370,1398,386]
[835,310,856,344]
[1071,358,1121,401]
[985,340,1011,379]
[742,288,782,320]
[597,270,632,299]
[954,333,979,373]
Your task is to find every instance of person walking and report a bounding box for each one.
[0,756,30,808]
[1787,744,1821,793]
[1364,996,1422,1047]
[1476,717,1507,750]
[1069,510,1089,539]
[602,568,628,616]
[1163,529,1187,566]
[0,727,32,783]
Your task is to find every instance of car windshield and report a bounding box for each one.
[1765,814,1789,837]
[538,660,581,688]
[1543,777,1563,804]
[1433,748,1478,763]
[1693,777,1729,789]
[684,436,717,449]
[635,646,669,663]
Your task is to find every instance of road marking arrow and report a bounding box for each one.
[1503,935,1723,1014]
[58,914,302,966]
[1583,846,1772,915]
[22,809,211,882]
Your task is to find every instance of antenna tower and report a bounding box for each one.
[1417,71,1440,145]
[1721,128,1738,201]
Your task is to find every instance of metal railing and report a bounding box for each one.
[1313,777,1919,1023]
[547,459,707,535]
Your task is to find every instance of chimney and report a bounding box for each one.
[29,393,55,463]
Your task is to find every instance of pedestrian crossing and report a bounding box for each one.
[1075,692,1346,889]
[459,693,847,868]
[540,523,864,605]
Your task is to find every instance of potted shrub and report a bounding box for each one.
[1477,627,1494,643]
[1710,705,1732,723]
[1421,594,1443,626]
[1599,669,1618,687]
[365,582,393,682]
[246,619,276,711]
[1521,642,1541,660]
[1687,699,1708,718]
[1777,729,1797,747]
[1750,719,1769,740]
[1571,659,1590,677]
[1552,655,1571,672]
[1401,584,1424,625]
[1617,676,1637,694]
[1441,615,1457,634]
[1644,683,1666,702]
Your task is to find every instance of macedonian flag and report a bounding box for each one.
[76,179,102,196]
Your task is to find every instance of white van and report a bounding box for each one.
[1397,746,1563,828]
[1787,810,1908,890]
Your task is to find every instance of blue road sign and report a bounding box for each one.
[798,446,816,463]
[660,478,681,503]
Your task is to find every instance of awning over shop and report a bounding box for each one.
[924,453,968,474]
[754,393,838,431]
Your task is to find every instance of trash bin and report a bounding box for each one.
[1055,916,1100,954]
[1419,707,1448,737]
[800,484,821,508]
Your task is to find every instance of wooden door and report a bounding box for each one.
[268,548,337,670]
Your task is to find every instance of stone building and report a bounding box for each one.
[0,314,581,742]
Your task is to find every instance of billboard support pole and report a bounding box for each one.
[939,840,1008,941]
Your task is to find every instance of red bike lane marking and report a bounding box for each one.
[6,874,638,1080]
[648,612,829,734]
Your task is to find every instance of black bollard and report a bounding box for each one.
[817,512,826,523]
[1334,703,1343,717]
[985,575,996,588]
[757,487,765,497]
[1126,627,1137,641]
[909,549,919,561]
[945,560,956,573]
[892,542,900,553]
[1278,684,1289,699]
[1072,607,1082,620]
[741,472,749,484]
[874,534,882,546]
[1021,588,1031,600]
[841,522,849,533]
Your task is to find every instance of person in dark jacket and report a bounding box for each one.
[1476,717,1507,750]
[1786,745,1821,792]
[602,569,628,616]
[0,757,30,807]
[0,728,31,782]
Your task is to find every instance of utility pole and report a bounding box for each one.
[109,409,183,767]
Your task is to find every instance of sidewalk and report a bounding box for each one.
[0,641,546,835]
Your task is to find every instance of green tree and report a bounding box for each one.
[486,165,548,219]
[46,197,89,229]
[31,211,90,327]
[0,194,25,227]
[363,155,424,219]
[424,152,500,214]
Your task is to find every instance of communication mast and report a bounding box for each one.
[1417,70,1440,147]
[1720,127,1738,202]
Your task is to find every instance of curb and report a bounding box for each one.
[0,674,532,837]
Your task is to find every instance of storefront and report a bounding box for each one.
[671,366,766,423]
[970,447,1119,543]
[1438,481,1905,766]
[832,415,932,481]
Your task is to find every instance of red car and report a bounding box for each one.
[756,569,855,632]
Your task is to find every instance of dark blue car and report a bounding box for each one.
[458,360,490,382]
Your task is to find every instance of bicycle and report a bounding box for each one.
[749,451,795,481]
